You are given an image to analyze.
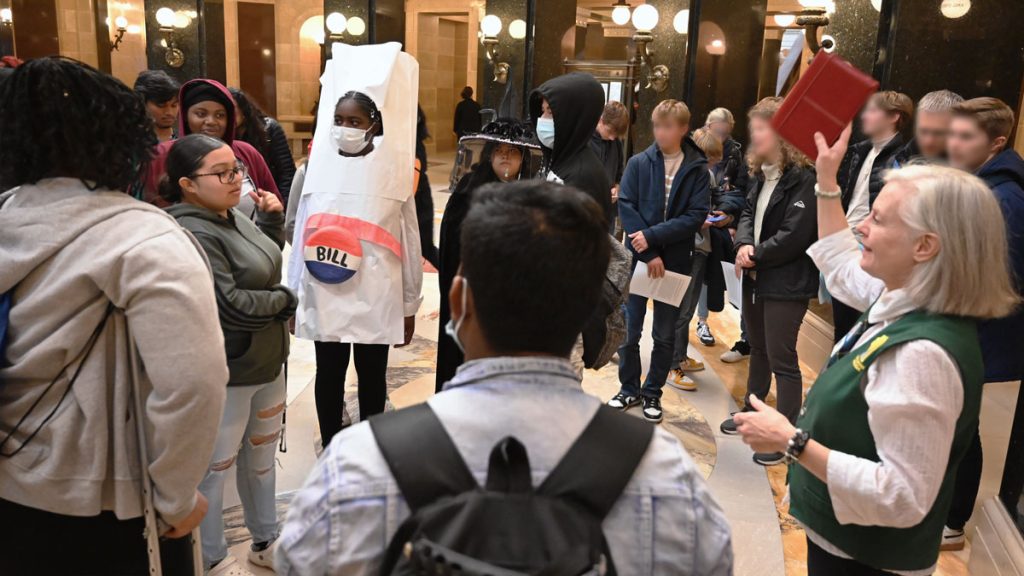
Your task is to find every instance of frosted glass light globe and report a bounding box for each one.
[481,14,502,37]
[155,7,176,28]
[347,16,366,36]
[673,10,689,34]
[611,5,631,26]
[326,12,347,34]
[509,19,527,39]
[631,4,659,33]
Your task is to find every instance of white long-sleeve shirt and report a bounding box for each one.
[802,228,963,575]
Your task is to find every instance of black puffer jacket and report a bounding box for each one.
[735,165,819,301]
[839,134,903,212]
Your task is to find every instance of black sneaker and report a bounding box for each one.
[607,392,640,411]
[752,451,786,466]
[720,340,751,363]
[641,396,663,423]
[697,321,716,346]
[720,415,740,435]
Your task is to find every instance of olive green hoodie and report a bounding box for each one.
[166,203,296,386]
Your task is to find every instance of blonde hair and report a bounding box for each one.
[706,107,735,128]
[887,165,1019,319]
[652,99,691,127]
[692,127,723,162]
[745,97,811,177]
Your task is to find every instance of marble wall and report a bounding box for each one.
[56,0,100,67]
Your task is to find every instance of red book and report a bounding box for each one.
[771,52,879,160]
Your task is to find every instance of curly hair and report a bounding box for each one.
[229,87,271,158]
[745,97,811,178]
[0,57,157,192]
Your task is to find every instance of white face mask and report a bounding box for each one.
[536,116,556,149]
[331,125,371,155]
[443,276,469,354]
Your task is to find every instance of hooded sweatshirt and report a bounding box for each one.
[167,203,296,386]
[142,79,281,207]
[530,73,613,226]
[0,178,227,526]
[977,148,1024,382]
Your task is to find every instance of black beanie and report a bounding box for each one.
[182,81,233,114]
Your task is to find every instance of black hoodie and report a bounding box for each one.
[530,73,613,226]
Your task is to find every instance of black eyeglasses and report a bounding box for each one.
[193,162,247,184]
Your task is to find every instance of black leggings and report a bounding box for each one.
[806,537,898,575]
[0,498,196,576]
[947,428,984,530]
[314,341,389,446]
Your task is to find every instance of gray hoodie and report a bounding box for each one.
[0,178,227,527]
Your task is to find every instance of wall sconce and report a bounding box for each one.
[610,1,631,26]
[630,4,669,92]
[796,1,831,56]
[326,12,346,42]
[110,16,128,51]
[480,14,509,84]
[773,13,796,27]
[673,9,689,34]
[1,8,12,28]
[155,7,188,68]
[346,16,366,36]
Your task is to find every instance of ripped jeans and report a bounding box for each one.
[198,371,286,568]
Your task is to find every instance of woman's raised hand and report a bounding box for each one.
[813,123,853,192]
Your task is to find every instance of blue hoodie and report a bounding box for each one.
[977,149,1024,382]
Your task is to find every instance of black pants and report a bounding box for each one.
[832,298,862,344]
[947,428,984,530]
[806,537,899,575]
[0,498,195,576]
[742,278,807,424]
[314,341,389,447]
[414,171,440,269]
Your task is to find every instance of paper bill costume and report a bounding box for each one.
[287,42,423,345]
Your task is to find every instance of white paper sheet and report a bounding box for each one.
[630,261,690,307]
[721,261,743,311]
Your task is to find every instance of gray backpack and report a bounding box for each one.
[582,237,631,370]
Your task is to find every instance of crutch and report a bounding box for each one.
[128,330,204,575]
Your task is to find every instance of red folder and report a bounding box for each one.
[771,52,879,160]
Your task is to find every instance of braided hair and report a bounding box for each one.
[0,57,157,192]
[336,91,383,134]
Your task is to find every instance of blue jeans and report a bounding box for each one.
[199,372,286,567]
[618,292,681,399]
[697,285,709,320]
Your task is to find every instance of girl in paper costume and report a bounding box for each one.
[288,43,422,446]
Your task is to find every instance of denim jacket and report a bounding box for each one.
[275,356,734,575]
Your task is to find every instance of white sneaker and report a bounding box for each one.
[248,540,276,569]
[207,556,255,576]
[940,526,966,551]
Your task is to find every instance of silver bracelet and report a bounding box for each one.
[814,184,842,199]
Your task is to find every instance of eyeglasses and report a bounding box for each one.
[192,162,247,184]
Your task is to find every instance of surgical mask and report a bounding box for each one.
[331,125,371,155]
[536,117,556,149]
[444,277,469,354]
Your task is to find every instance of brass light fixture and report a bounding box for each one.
[155,7,189,68]
[480,14,509,84]
[796,1,833,57]
[110,16,128,51]
[630,4,669,92]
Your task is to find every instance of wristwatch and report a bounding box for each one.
[784,428,811,464]
[814,184,842,199]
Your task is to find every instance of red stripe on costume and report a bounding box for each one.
[305,213,402,258]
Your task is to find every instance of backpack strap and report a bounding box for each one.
[369,403,478,512]
[538,405,654,519]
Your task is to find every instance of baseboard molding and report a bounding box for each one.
[969,497,1024,576]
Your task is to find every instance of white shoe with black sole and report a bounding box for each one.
[608,392,640,411]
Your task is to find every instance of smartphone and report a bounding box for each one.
[241,175,257,199]
[707,214,728,223]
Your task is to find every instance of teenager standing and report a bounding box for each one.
[162,134,295,574]
[720,97,818,467]
[608,100,709,422]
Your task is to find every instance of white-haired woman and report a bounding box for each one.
[735,124,1018,576]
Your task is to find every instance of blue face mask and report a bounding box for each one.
[444,277,469,354]
[536,117,556,149]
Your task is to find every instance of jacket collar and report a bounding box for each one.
[442,356,581,391]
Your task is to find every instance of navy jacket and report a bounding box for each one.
[977,149,1024,382]
[618,137,709,275]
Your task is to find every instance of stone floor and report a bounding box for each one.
[218,152,1015,575]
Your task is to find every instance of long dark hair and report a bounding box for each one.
[158,134,228,203]
[229,87,270,157]
[0,57,157,192]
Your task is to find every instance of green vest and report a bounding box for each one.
[789,311,983,572]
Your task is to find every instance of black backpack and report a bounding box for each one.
[369,404,654,576]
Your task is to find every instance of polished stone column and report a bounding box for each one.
[631,0,693,151]
[826,0,880,76]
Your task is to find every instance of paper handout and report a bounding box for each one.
[630,261,691,307]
